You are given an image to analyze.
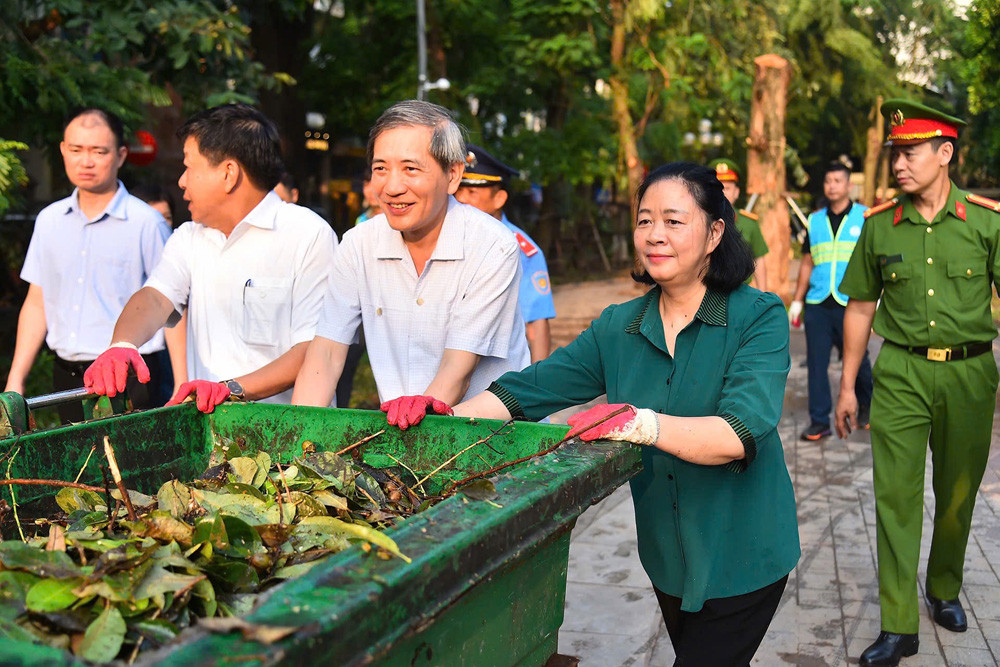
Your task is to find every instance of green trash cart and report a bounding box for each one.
[0,401,641,666]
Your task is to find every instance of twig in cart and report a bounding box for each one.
[335,429,386,457]
[443,406,631,495]
[103,436,137,520]
[415,420,514,489]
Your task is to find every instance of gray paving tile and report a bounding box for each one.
[557,630,656,667]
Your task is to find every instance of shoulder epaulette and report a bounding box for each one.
[738,209,758,221]
[864,198,898,219]
[967,193,1000,213]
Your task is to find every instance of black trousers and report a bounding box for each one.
[654,575,788,666]
[52,350,170,424]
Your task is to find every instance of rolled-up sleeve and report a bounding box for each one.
[489,307,611,421]
[445,237,522,359]
[716,293,790,470]
[145,223,194,323]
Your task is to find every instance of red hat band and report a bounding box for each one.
[888,117,959,145]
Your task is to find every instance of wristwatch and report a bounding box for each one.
[223,379,246,401]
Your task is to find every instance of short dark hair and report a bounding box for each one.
[823,161,851,179]
[177,104,284,191]
[278,171,296,191]
[929,136,958,164]
[131,183,176,221]
[631,162,755,292]
[64,107,125,149]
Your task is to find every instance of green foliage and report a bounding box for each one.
[0,140,29,218]
[963,0,1000,182]
[0,1,290,148]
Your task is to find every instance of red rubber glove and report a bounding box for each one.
[381,395,453,430]
[166,380,231,413]
[83,344,150,397]
[565,403,660,445]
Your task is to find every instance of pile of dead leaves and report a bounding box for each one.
[0,446,437,663]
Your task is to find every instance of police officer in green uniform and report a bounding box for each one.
[710,158,769,290]
[835,99,1000,666]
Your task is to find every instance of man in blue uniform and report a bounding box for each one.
[455,145,556,362]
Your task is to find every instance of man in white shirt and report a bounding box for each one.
[84,104,335,411]
[292,100,529,426]
[3,108,174,422]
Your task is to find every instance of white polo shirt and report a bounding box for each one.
[21,182,170,361]
[146,192,336,404]
[316,197,530,404]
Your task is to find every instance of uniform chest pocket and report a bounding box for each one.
[879,262,911,284]
[946,261,987,306]
[242,278,292,346]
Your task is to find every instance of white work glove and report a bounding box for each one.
[788,300,803,328]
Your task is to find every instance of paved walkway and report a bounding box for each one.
[555,325,1000,666]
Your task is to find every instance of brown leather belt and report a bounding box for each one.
[886,340,993,362]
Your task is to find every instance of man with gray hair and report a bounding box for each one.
[293,100,529,424]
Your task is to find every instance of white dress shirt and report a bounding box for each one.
[316,197,530,403]
[21,182,170,361]
[146,192,336,404]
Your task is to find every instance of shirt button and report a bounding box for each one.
[73,305,80,311]
[891,272,896,279]
[81,250,87,256]
[376,307,382,316]
[930,320,936,327]
[77,277,84,283]
[667,474,674,480]
[926,227,932,233]
[928,289,934,296]
[416,298,424,306]
[70,333,76,338]
[926,257,933,265]
[967,269,973,276]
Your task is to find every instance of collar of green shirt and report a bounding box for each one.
[624,286,728,352]
[899,180,964,226]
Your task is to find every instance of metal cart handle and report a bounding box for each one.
[24,387,94,410]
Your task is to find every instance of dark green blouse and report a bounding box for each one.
[488,285,800,612]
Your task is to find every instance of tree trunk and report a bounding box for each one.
[746,54,791,302]
[609,0,643,201]
[862,95,883,207]
[877,151,890,203]
[537,80,571,270]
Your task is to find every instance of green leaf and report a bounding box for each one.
[132,618,179,645]
[157,480,192,518]
[458,479,499,501]
[25,578,80,612]
[286,491,327,519]
[297,452,355,495]
[78,606,126,663]
[252,451,272,488]
[219,515,263,558]
[0,571,40,621]
[132,565,205,600]
[0,542,83,578]
[227,457,259,485]
[125,510,194,546]
[55,487,105,513]
[300,516,410,564]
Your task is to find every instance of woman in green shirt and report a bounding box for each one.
[383,162,800,665]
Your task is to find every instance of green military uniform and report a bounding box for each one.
[736,208,769,263]
[487,285,800,611]
[710,158,769,284]
[839,101,1000,635]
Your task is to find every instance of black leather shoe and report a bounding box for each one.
[859,632,918,666]
[926,593,967,632]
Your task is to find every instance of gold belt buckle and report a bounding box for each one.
[926,347,950,362]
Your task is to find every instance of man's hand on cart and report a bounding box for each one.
[382,395,453,430]
[166,380,231,413]
[566,403,660,446]
[83,342,150,397]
